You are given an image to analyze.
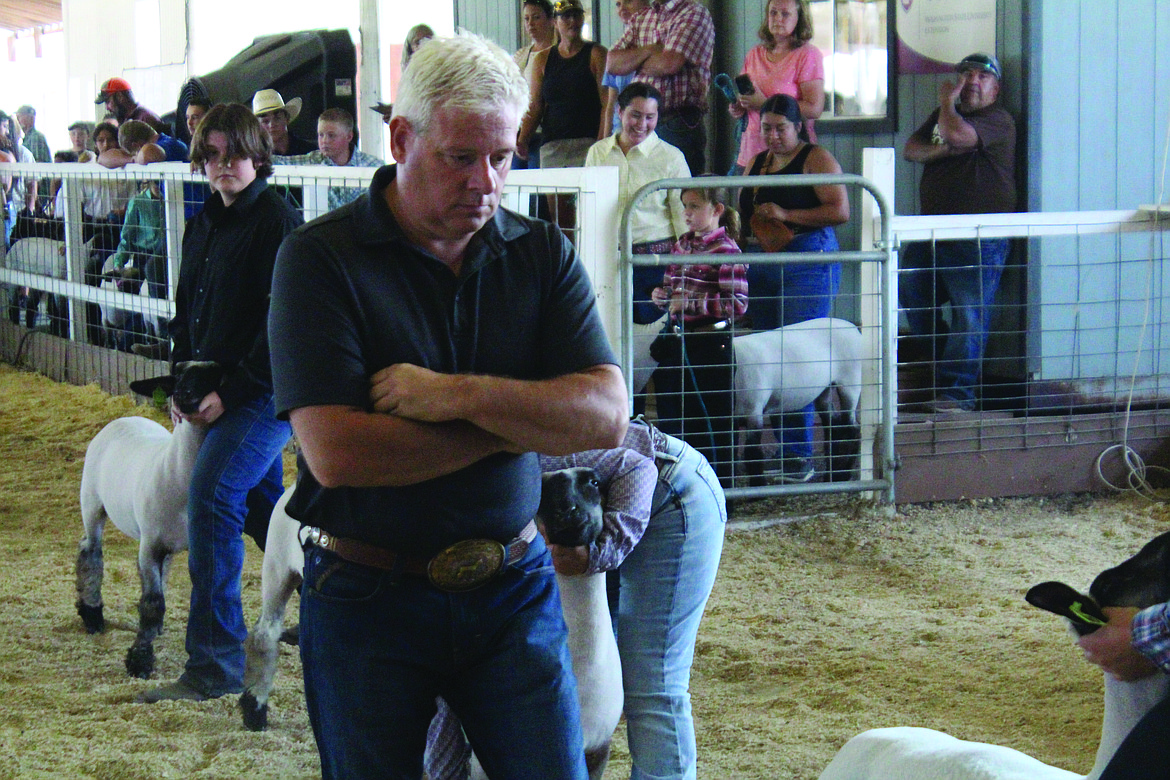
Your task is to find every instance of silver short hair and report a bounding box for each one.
[392,31,528,136]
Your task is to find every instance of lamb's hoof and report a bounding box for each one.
[125,644,155,679]
[279,624,300,646]
[77,602,105,634]
[585,742,612,780]
[239,691,269,731]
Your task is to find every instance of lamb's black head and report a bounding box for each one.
[1027,530,1170,637]
[1090,530,1170,611]
[129,361,225,416]
[537,467,604,547]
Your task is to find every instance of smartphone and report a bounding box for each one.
[734,74,755,95]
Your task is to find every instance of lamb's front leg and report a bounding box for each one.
[240,567,302,731]
[126,543,169,678]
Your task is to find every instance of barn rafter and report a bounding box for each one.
[0,0,61,35]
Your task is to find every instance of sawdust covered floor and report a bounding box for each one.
[1,362,1167,779]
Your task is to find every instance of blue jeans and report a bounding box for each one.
[181,394,289,696]
[1099,689,1170,780]
[745,227,841,459]
[3,200,16,248]
[656,110,706,176]
[300,536,587,780]
[619,432,727,780]
[899,238,1009,404]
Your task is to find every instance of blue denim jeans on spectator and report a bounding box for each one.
[656,110,706,176]
[745,227,842,460]
[898,238,1009,404]
[181,393,289,697]
[3,201,17,248]
[619,431,726,780]
[300,536,587,780]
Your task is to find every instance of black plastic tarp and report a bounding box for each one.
[172,29,357,145]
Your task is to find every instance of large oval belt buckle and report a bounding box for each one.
[427,539,507,592]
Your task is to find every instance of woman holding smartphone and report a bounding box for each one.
[728,0,824,173]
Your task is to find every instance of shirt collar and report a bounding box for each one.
[693,225,728,246]
[354,164,531,254]
[206,175,268,222]
[627,131,662,157]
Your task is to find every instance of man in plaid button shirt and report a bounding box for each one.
[606,0,714,175]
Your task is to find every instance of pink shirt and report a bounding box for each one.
[736,43,825,167]
[661,227,748,324]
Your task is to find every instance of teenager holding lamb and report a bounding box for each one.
[1078,603,1170,778]
[425,419,727,780]
[138,103,302,704]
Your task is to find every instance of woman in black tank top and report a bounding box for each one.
[517,0,607,167]
[736,93,851,482]
[738,96,849,248]
[516,0,608,233]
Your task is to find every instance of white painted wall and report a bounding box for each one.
[2,0,455,160]
[0,29,69,154]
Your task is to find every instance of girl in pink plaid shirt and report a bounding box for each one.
[651,183,747,326]
[648,182,746,484]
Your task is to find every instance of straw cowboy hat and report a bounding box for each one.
[251,89,302,122]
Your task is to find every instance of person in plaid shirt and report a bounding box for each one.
[646,181,744,484]
[606,0,714,175]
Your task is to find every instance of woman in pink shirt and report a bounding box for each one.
[729,0,825,172]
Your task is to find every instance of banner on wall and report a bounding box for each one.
[897,0,997,74]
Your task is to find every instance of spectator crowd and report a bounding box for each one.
[0,0,1020,477]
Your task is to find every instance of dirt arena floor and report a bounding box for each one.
[2,362,1167,779]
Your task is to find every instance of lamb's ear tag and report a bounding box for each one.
[1026,580,1108,635]
[151,386,168,411]
[1069,602,1108,627]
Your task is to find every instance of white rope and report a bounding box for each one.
[1095,100,1170,503]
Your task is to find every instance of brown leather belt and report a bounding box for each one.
[305,520,539,592]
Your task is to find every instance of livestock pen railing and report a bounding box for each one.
[3,158,1167,503]
[887,205,1169,501]
[0,161,621,382]
[621,171,896,503]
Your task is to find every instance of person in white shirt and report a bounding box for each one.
[585,82,688,325]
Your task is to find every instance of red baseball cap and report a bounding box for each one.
[95,77,132,103]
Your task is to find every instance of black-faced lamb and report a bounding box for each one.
[534,467,623,780]
[817,531,1170,780]
[75,361,223,678]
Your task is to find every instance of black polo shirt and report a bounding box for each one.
[269,164,617,555]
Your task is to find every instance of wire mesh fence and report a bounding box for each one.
[893,214,1168,436]
[2,158,1166,502]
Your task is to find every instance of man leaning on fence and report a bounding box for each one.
[900,52,1018,414]
[274,107,382,211]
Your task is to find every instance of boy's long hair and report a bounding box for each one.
[189,103,274,178]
